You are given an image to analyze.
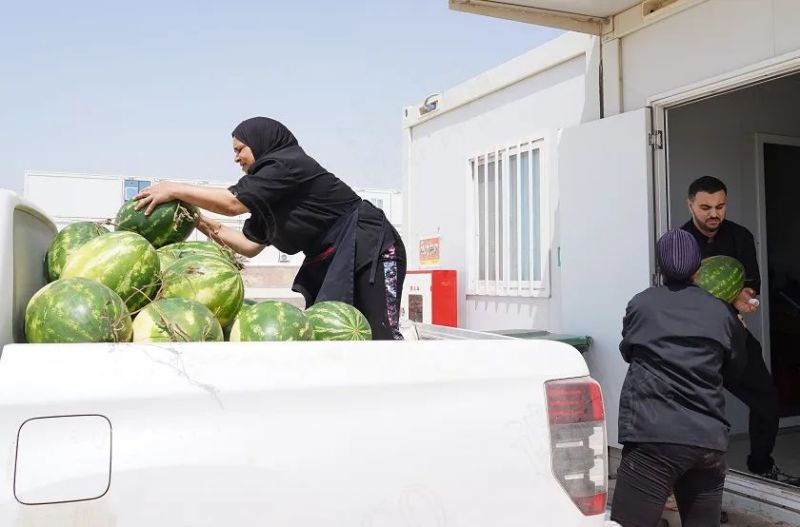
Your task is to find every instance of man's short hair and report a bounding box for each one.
[688,176,727,199]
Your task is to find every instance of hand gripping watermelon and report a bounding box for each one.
[61,231,161,313]
[229,300,313,342]
[157,240,240,271]
[45,221,110,282]
[25,277,132,343]
[132,298,223,342]
[115,199,198,249]
[305,301,372,341]
[159,254,244,329]
[694,255,745,303]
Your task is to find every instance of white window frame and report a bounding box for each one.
[466,137,550,297]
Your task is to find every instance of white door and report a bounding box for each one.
[558,108,654,446]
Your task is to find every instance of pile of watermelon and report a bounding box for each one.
[25,199,372,344]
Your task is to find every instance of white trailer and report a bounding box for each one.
[404,0,800,521]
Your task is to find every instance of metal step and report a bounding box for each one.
[724,469,800,525]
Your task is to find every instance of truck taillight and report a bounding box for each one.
[545,378,607,516]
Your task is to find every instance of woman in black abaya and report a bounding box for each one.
[135,117,406,340]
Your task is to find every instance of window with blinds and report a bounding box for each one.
[468,140,549,296]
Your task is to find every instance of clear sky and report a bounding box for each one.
[0,1,561,195]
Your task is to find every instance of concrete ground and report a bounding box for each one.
[727,426,800,476]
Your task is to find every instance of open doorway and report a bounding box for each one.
[662,71,800,480]
[761,140,800,418]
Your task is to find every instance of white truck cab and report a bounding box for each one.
[0,189,616,526]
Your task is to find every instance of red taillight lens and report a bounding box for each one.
[547,381,604,424]
[546,378,607,516]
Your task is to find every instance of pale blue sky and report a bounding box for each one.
[0,1,560,194]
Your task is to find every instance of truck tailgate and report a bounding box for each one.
[0,339,601,526]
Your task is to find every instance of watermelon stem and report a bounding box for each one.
[149,301,195,342]
[126,280,164,317]
[174,204,197,232]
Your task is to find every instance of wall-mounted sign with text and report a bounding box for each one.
[418,235,440,268]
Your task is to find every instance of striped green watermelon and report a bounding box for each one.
[159,254,244,328]
[116,199,198,249]
[25,277,132,343]
[305,301,372,341]
[157,240,239,270]
[695,255,745,303]
[224,299,258,341]
[229,300,312,342]
[45,221,110,282]
[61,231,161,312]
[132,298,223,343]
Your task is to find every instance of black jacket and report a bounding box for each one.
[618,284,747,451]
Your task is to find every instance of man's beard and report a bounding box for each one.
[699,218,721,233]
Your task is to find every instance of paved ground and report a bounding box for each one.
[728,427,800,475]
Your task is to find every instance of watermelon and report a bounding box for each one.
[159,254,244,328]
[229,300,313,342]
[157,240,239,270]
[305,301,372,341]
[115,199,198,249]
[695,255,745,303]
[224,299,258,341]
[132,298,223,343]
[61,231,161,312]
[45,221,110,282]
[25,277,132,343]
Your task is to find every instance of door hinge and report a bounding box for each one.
[648,130,664,149]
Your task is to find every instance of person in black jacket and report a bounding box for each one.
[682,176,759,313]
[134,117,406,340]
[682,176,796,484]
[610,229,747,527]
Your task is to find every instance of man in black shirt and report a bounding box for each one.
[682,177,759,313]
[682,176,797,485]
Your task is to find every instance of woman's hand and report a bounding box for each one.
[134,183,248,217]
[134,182,182,215]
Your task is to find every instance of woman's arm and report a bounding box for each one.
[195,214,266,258]
[135,182,249,217]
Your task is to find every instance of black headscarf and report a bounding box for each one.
[228,116,356,252]
[232,117,299,173]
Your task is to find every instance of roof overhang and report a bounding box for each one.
[448,0,690,35]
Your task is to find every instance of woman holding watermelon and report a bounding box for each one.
[133,117,406,340]
[610,229,747,527]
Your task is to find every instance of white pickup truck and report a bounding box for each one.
[0,189,616,526]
